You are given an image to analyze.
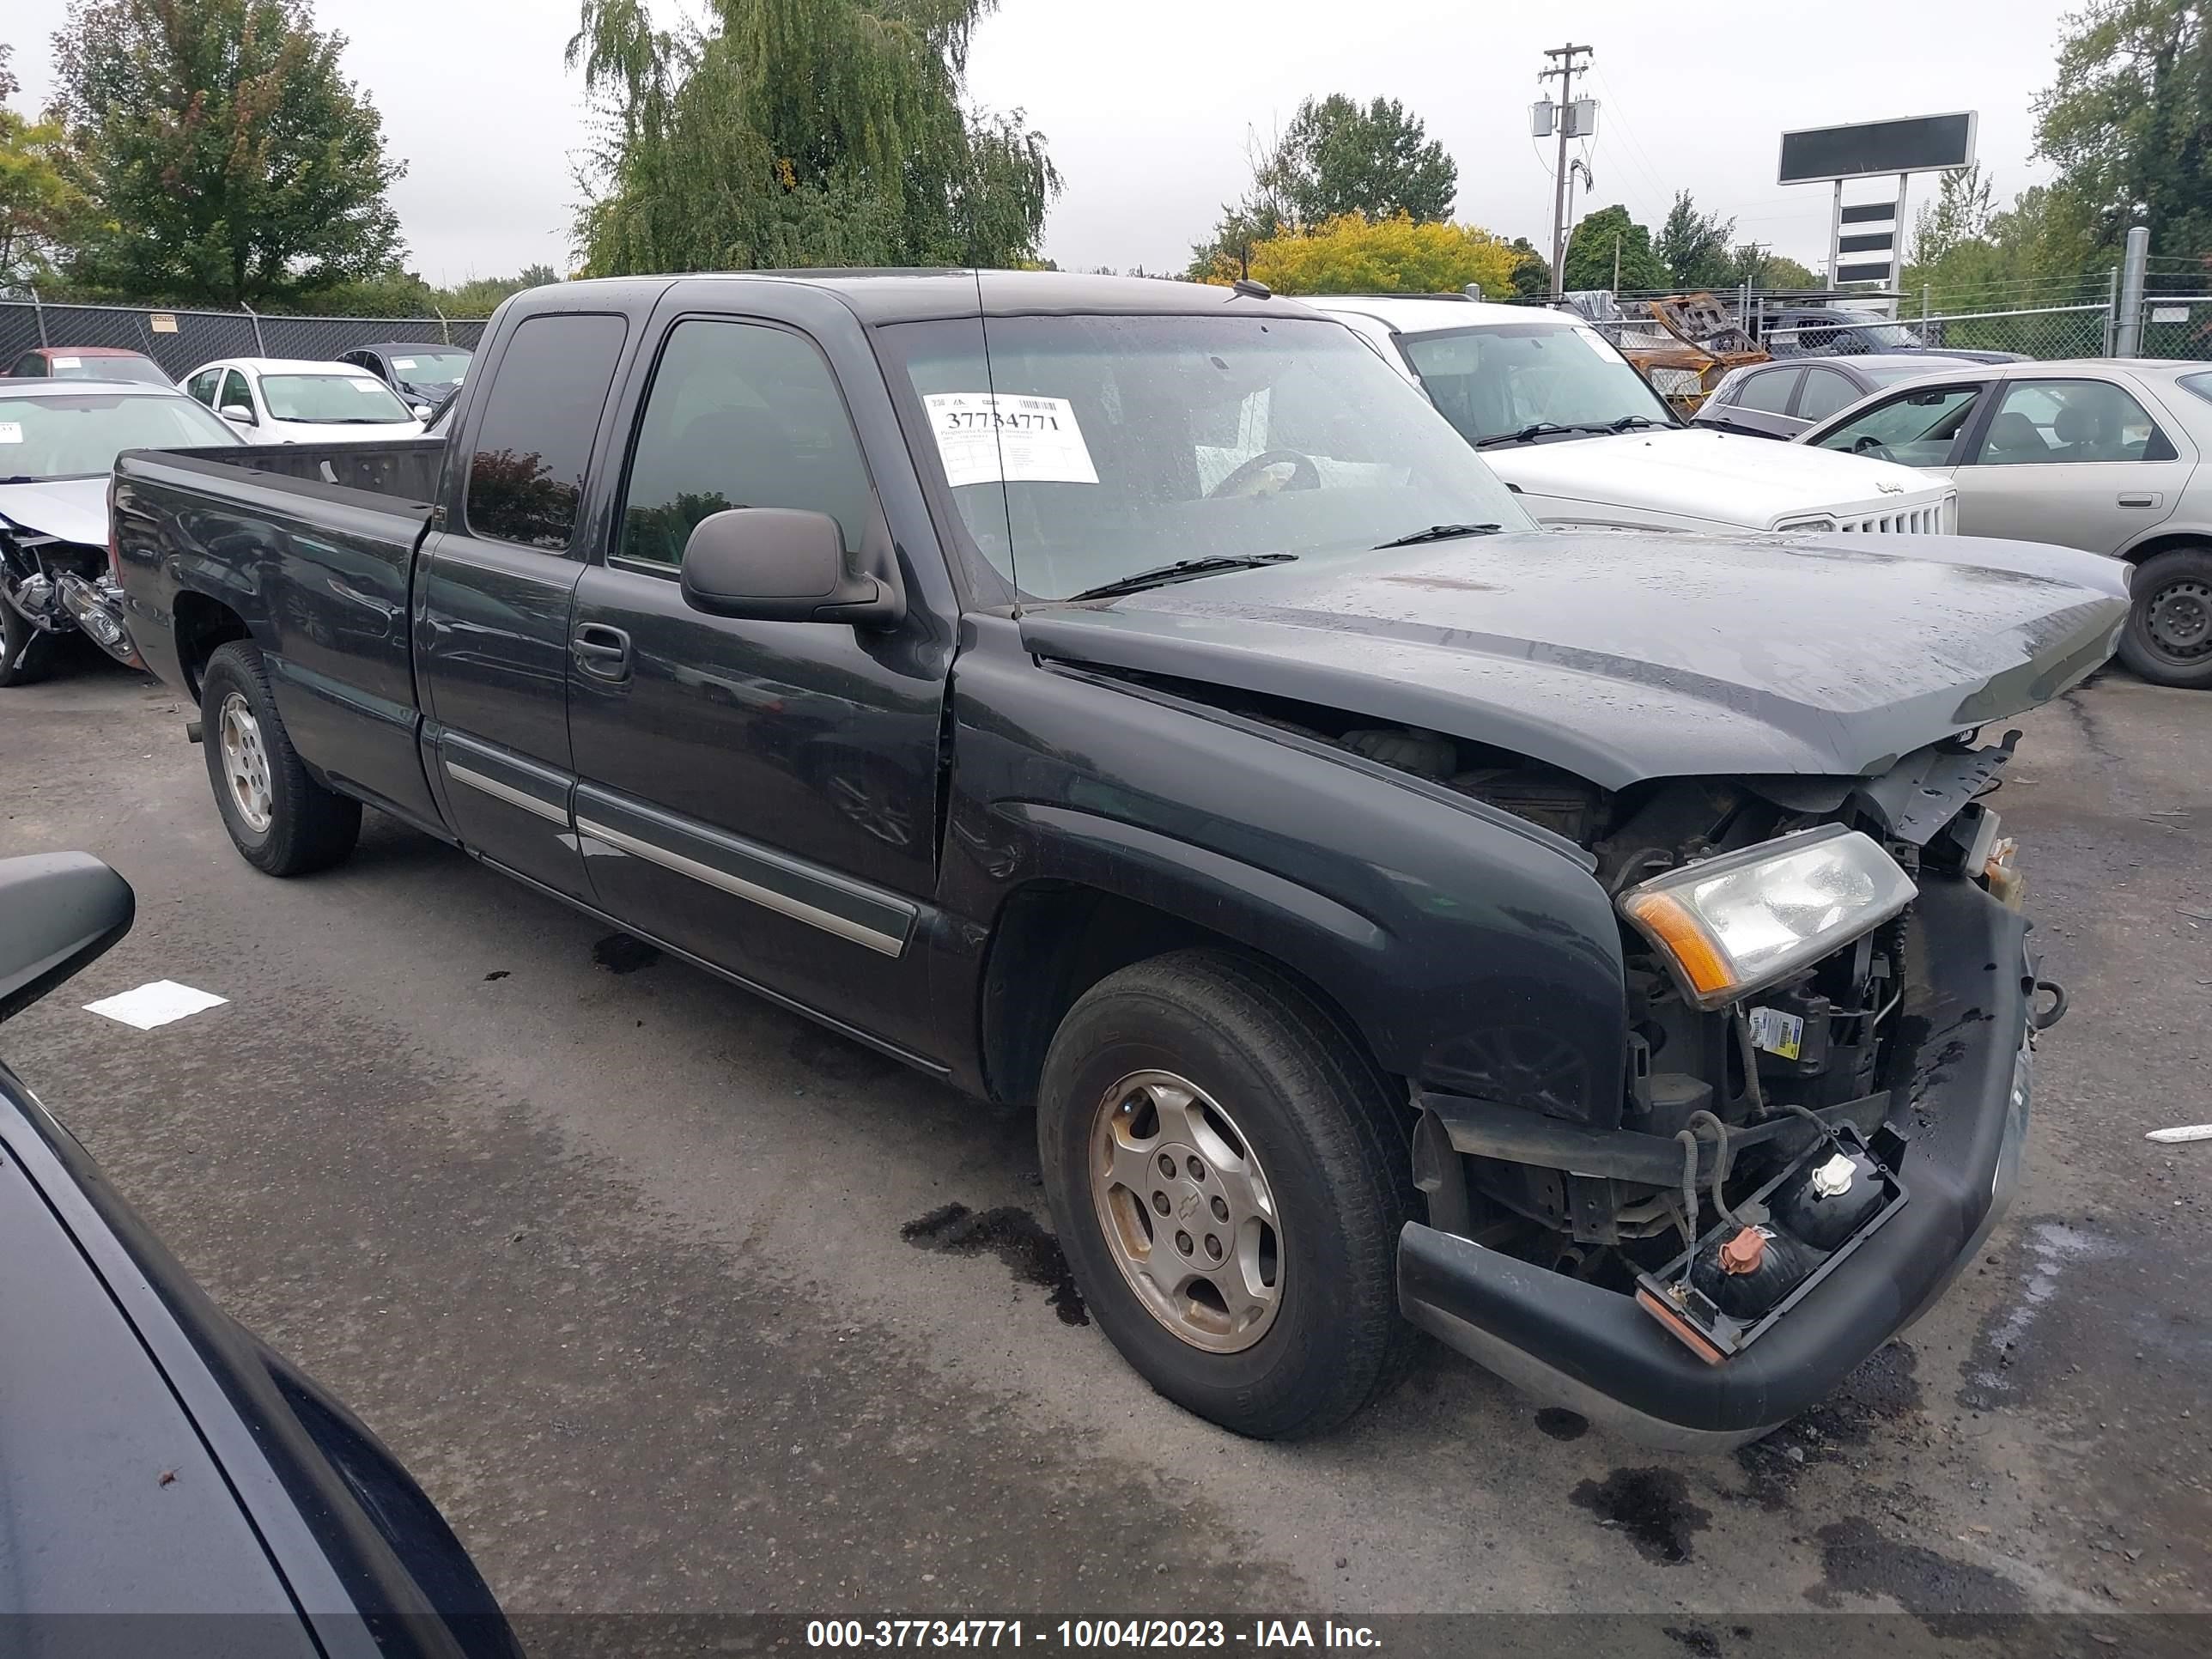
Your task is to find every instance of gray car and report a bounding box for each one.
[1799,358,2212,690]
[1693,355,1990,441]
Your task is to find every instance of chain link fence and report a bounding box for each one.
[0,296,490,380]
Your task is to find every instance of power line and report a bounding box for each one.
[1536,42,1594,297]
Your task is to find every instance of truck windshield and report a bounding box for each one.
[880,313,1534,600]
[1396,321,1678,448]
[0,392,239,480]
[261,374,415,424]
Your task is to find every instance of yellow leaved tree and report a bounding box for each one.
[1199,212,1521,298]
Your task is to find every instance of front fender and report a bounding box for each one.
[940,616,1630,1125]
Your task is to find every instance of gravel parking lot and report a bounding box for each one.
[3,656,2207,1630]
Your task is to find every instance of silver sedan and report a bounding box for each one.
[1798,359,2212,688]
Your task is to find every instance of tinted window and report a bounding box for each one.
[2181,371,2212,408]
[9,355,42,377]
[1735,368,1801,415]
[1970,378,2172,465]
[1796,368,1862,422]
[185,368,221,404]
[618,319,876,568]
[1814,384,1982,466]
[220,369,252,413]
[465,313,628,551]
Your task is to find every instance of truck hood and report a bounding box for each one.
[1485,427,1940,528]
[0,477,108,547]
[1018,531,2128,791]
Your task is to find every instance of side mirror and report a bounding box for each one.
[0,854,135,1025]
[678,507,905,629]
[219,404,252,423]
[411,404,432,420]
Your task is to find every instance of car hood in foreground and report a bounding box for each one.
[1483,426,1942,526]
[1019,531,2128,791]
[0,476,109,547]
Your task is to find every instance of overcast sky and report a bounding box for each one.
[4,0,2080,285]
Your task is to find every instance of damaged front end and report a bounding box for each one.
[1397,732,2051,1448]
[0,514,141,670]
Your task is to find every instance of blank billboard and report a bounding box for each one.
[1778,112,1976,184]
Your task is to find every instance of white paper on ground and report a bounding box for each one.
[2146,1123,2212,1144]
[923,392,1098,488]
[83,981,229,1030]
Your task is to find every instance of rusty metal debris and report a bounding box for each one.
[1615,290,1770,414]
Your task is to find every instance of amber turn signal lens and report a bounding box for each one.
[1619,890,1733,1000]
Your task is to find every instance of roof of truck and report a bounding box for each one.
[544,269,1328,326]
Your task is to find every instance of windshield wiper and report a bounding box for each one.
[1470,422,1606,448]
[1607,414,1671,432]
[1065,552,1297,602]
[1372,523,1504,549]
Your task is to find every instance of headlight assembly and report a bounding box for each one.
[1618,824,1916,1011]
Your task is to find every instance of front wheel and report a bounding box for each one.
[0,595,62,688]
[200,641,362,875]
[2118,546,2212,690]
[1037,950,1415,1439]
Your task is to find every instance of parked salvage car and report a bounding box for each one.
[1,378,243,685]
[1306,294,1958,534]
[1756,305,2024,364]
[180,357,427,444]
[115,270,2118,1446]
[1800,359,2212,688]
[1693,354,1990,441]
[7,344,175,386]
[338,343,474,414]
[0,853,521,1654]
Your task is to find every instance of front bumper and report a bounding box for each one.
[1397,875,2035,1449]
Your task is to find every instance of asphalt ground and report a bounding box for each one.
[2,653,2207,1644]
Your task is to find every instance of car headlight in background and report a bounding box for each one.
[1618,824,1917,1010]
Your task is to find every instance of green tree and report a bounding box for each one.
[568,0,1060,274]
[2034,0,2210,258]
[1561,204,1665,291]
[1654,190,1737,289]
[47,0,405,305]
[1194,212,1519,297]
[1725,245,1820,289]
[1188,93,1455,278]
[1506,234,1550,297]
[1,44,87,285]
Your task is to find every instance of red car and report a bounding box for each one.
[7,345,174,386]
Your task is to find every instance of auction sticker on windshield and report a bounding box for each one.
[0,423,21,444]
[924,392,1098,488]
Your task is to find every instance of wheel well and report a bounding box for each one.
[978,880,1386,1110]
[172,591,252,699]
[2121,532,2211,566]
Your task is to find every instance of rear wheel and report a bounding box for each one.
[1037,950,1416,1439]
[0,595,61,688]
[2118,546,2212,690]
[200,641,362,875]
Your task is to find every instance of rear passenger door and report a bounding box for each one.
[1707,367,1802,438]
[564,291,954,1059]
[1948,374,2190,553]
[416,311,631,902]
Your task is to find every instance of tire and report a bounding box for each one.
[2118,546,2212,690]
[200,641,362,875]
[0,595,62,688]
[1037,949,1416,1439]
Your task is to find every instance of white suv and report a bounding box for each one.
[1306,295,1956,536]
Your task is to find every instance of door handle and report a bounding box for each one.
[572,623,632,679]
[2118,493,2162,508]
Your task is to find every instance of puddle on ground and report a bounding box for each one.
[1961,1219,2120,1409]
[592,933,661,975]
[1571,1467,1711,1564]
[1808,1516,2027,1625]
[902,1202,1089,1326]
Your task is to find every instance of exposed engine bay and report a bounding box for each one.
[0,520,140,669]
[1105,666,2032,1340]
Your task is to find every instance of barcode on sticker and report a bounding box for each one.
[1748,1006,1805,1060]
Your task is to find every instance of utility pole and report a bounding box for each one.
[1540,42,1593,299]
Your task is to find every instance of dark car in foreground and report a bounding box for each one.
[0,853,520,1656]
[7,344,176,386]
[112,270,2118,1448]
[1692,354,1991,441]
[339,343,473,414]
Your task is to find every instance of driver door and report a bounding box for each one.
[1807,380,1991,476]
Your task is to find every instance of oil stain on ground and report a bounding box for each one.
[1534,1407,1589,1442]
[1808,1516,2027,1625]
[592,933,661,975]
[1735,1341,1923,1510]
[1571,1467,1711,1564]
[902,1202,1089,1326]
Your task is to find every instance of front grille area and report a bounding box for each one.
[1833,501,1948,535]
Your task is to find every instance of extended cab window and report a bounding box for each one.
[1734,368,1801,415]
[465,313,628,551]
[1967,378,2175,465]
[617,319,875,568]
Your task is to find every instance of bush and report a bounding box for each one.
[1199,212,1521,298]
